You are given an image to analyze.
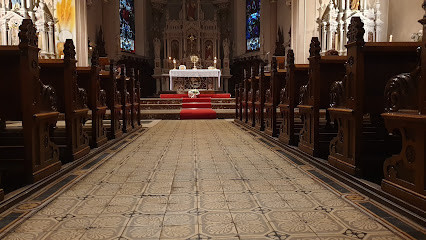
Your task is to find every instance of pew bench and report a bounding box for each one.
[328,18,420,181]
[0,20,60,191]
[279,49,309,145]
[298,39,347,159]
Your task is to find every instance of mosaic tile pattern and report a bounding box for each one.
[2,120,423,240]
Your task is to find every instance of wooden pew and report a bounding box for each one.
[265,58,286,137]
[76,49,108,148]
[380,2,426,211]
[135,71,142,126]
[126,68,141,129]
[39,39,90,163]
[328,17,420,180]
[99,59,123,139]
[248,66,259,127]
[242,69,251,124]
[298,38,347,158]
[279,49,309,145]
[117,66,132,133]
[238,83,244,122]
[254,63,269,131]
[235,82,240,119]
[0,19,60,191]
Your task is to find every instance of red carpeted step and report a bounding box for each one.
[182,103,212,108]
[160,94,231,99]
[182,98,211,103]
[180,109,217,119]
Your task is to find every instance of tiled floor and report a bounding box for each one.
[2,120,423,239]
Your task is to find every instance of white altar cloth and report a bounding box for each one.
[169,69,221,90]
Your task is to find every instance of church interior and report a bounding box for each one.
[0,0,424,239]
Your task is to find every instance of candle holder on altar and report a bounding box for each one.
[173,59,177,69]
[214,57,217,69]
[190,55,199,69]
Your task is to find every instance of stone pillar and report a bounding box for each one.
[0,21,6,45]
[322,22,327,53]
[48,22,54,57]
[75,0,88,66]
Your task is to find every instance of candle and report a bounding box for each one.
[214,59,217,69]
[389,35,393,42]
[173,59,177,69]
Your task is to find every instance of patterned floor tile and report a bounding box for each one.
[0,120,416,240]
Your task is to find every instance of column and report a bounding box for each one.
[75,0,89,66]
[48,22,54,56]
[40,28,47,55]
[322,22,327,52]
[327,25,333,51]
[270,0,278,56]
[0,21,6,45]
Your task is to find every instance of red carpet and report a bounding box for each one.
[180,109,217,119]
[180,98,217,119]
[160,93,231,98]
[182,103,212,108]
[182,98,211,103]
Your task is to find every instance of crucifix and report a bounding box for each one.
[188,34,197,55]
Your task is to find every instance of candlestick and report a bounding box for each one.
[214,59,217,69]
[389,35,393,42]
[173,59,177,69]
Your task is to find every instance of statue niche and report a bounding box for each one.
[171,40,179,59]
[186,0,198,21]
[205,40,213,60]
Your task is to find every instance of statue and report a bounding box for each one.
[223,38,229,59]
[205,40,213,60]
[154,38,161,59]
[186,0,197,21]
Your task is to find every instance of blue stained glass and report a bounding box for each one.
[11,0,21,5]
[120,0,135,53]
[246,0,260,51]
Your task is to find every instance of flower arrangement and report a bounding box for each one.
[188,89,200,98]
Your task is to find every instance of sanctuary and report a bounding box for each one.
[152,0,231,93]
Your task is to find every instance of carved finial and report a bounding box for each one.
[109,59,115,73]
[63,39,76,60]
[309,37,321,57]
[18,19,38,48]
[259,61,264,76]
[129,68,135,78]
[91,47,99,67]
[347,17,365,45]
[120,64,126,77]
[287,49,295,66]
[272,57,278,72]
[418,1,426,26]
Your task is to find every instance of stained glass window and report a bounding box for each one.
[246,0,260,52]
[120,0,135,53]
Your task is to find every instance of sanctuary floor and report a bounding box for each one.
[1,120,424,240]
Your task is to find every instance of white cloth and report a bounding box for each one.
[169,69,221,90]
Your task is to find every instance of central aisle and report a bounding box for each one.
[4,120,406,239]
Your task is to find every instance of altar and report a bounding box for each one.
[169,69,221,91]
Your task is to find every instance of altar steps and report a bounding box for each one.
[140,98,235,119]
